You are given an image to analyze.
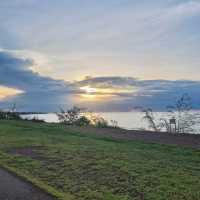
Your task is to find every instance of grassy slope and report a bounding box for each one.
[0,120,199,200]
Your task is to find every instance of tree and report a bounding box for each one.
[141,94,199,133]
[167,93,198,133]
[57,106,92,126]
[57,106,82,125]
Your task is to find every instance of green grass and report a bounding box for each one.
[0,120,199,200]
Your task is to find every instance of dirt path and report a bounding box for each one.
[69,126,200,149]
[0,168,54,200]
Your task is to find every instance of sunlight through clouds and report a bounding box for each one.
[0,86,24,100]
[0,1,200,111]
[78,84,137,101]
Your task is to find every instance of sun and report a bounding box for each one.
[80,85,98,99]
[79,85,118,101]
[80,86,97,94]
[79,85,136,101]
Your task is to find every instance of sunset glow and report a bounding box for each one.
[80,86,98,94]
[0,1,200,111]
[79,85,136,101]
[0,86,24,100]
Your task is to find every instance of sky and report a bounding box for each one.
[0,0,200,111]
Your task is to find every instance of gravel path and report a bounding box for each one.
[0,168,54,200]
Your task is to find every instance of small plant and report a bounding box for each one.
[92,116,109,128]
[142,108,160,132]
[80,112,110,128]
[110,120,119,128]
[159,118,170,132]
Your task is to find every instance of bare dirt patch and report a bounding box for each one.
[68,126,200,149]
[8,146,46,161]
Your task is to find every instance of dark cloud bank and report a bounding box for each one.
[0,50,200,112]
[0,51,74,111]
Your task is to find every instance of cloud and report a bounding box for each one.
[155,1,200,33]
[169,1,200,17]
[0,50,75,111]
[0,50,70,92]
[75,76,200,111]
[0,49,200,112]
[0,1,200,82]
[75,76,138,88]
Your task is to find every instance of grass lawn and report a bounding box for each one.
[0,120,199,200]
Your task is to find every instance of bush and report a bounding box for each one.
[0,111,21,120]
[92,116,109,128]
[57,106,117,128]
[57,106,82,125]
[57,106,91,126]
[74,116,91,126]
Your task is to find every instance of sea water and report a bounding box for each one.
[21,111,200,134]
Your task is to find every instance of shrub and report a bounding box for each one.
[92,116,109,128]
[57,106,82,125]
[0,111,21,120]
[57,106,91,126]
[74,116,91,126]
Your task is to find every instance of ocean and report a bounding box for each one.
[21,111,200,134]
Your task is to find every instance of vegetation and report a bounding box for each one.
[90,114,109,128]
[110,120,118,128]
[142,108,159,132]
[0,104,21,120]
[166,93,200,133]
[0,120,199,200]
[57,106,86,125]
[0,111,21,120]
[142,94,200,133]
[57,106,112,128]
